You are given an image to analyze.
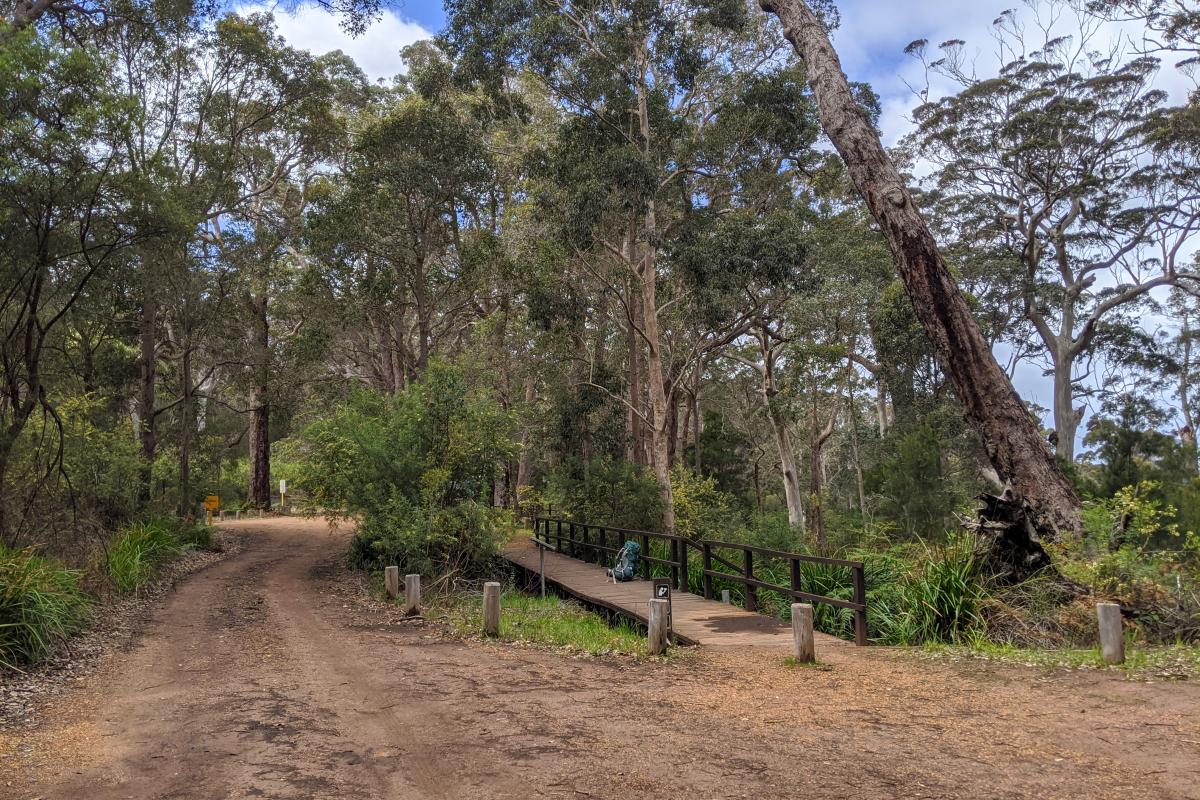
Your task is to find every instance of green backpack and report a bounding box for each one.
[608,540,640,582]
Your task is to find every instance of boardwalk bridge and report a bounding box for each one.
[502,516,868,651]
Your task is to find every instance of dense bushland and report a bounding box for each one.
[294,365,517,577]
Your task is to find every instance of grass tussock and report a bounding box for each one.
[106,516,217,593]
[438,589,651,658]
[0,546,90,671]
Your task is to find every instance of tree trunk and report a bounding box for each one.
[178,343,193,518]
[762,0,1082,541]
[137,295,158,500]
[1051,356,1080,462]
[876,375,889,437]
[625,275,645,465]
[752,458,764,515]
[691,387,701,472]
[757,326,806,531]
[666,382,679,467]
[1180,312,1197,473]
[642,258,676,534]
[247,294,271,510]
[807,407,836,551]
[515,375,536,496]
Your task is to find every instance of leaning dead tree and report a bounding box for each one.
[760,0,1083,580]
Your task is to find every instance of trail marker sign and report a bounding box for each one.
[652,578,673,641]
[204,495,220,511]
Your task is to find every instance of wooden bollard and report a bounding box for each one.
[721,589,731,604]
[235,510,241,520]
[1097,602,1124,665]
[403,574,421,616]
[483,582,501,637]
[791,603,816,663]
[384,566,400,599]
[648,598,669,655]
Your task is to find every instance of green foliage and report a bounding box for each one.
[0,546,90,670]
[669,466,741,540]
[106,518,184,593]
[347,499,509,576]
[57,395,144,524]
[866,421,965,538]
[687,409,753,502]
[297,364,517,576]
[544,460,663,532]
[868,537,986,645]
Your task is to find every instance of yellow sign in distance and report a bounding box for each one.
[204,495,220,510]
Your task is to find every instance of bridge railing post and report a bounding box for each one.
[743,548,757,613]
[853,563,868,646]
[640,534,651,580]
[670,538,679,589]
[702,542,713,599]
[678,539,689,593]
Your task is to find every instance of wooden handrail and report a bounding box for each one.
[533,515,870,646]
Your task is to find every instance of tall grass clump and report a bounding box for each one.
[106,518,184,593]
[867,536,987,645]
[0,546,90,670]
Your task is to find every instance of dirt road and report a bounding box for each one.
[3,517,1199,799]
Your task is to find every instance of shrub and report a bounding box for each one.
[299,365,518,578]
[670,466,742,540]
[0,546,90,669]
[106,519,183,593]
[347,499,509,577]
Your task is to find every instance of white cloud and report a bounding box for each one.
[238,3,431,82]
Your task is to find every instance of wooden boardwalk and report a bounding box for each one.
[501,538,847,651]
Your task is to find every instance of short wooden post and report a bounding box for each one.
[483,582,501,637]
[384,566,400,599]
[792,603,816,663]
[206,510,213,526]
[538,546,546,598]
[403,574,422,616]
[648,598,669,655]
[235,510,241,521]
[1097,602,1124,665]
[721,589,731,604]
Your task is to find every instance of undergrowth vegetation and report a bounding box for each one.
[437,588,649,657]
[0,515,216,672]
[0,547,91,670]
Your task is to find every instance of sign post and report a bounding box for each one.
[203,495,220,526]
[279,479,287,513]
[652,578,673,643]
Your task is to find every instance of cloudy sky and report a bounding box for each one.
[243,0,1194,440]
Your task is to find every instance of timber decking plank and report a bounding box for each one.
[502,538,846,650]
